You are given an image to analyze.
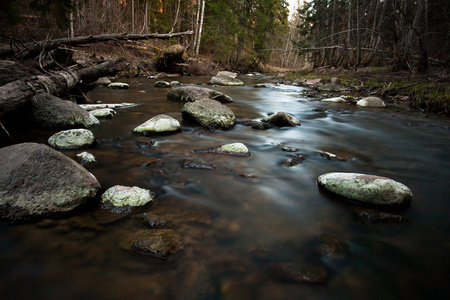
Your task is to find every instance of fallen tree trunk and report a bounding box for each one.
[0,31,193,59]
[0,58,128,115]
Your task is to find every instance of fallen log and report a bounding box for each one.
[0,58,128,115]
[0,31,193,59]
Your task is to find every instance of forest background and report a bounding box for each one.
[0,0,449,112]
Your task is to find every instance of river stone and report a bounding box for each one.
[154,81,171,88]
[122,229,183,258]
[0,143,100,222]
[182,99,236,130]
[167,86,233,103]
[89,108,116,119]
[210,71,244,86]
[77,151,97,165]
[134,114,181,134]
[79,103,136,111]
[357,97,386,108]
[218,143,250,154]
[317,172,413,206]
[107,82,129,89]
[101,185,155,213]
[261,112,301,127]
[48,129,95,149]
[30,93,100,128]
[94,77,112,86]
[321,97,346,103]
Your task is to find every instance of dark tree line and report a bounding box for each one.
[295,0,450,73]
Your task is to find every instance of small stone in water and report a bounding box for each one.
[282,146,299,152]
[182,159,216,170]
[267,262,328,284]
[138,213,169,228]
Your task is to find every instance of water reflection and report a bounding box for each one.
[1,76,450,299]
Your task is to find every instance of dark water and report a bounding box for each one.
[1,76,450,299]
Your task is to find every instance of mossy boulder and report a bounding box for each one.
[182,99,236,130]
[0,143,100,222]
[100,185,155,213]
[167,86,233,103]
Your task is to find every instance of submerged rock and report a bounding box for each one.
[107,82,129,89]
[267,262,328,284]
[100,185,156,213]
[317,234,348,259]
[353,207,408,224]
[357,97,386,108]
[48,128,95,149]
[282,154,306,166]
[210,71,244,86]
[0,143,100,222]
[167,86,233,103]
[317,172,413,207]
[76,151,97,165]
[245,120,273,130]
[316,151,349,161]
[138,213,169,228]
[90,108,116,119]
[122,229,183,258]
[182,99,236,130]
[182,159,216,170]
[30,93,99,128]
[262,112,301,127]
[134,114,181,134]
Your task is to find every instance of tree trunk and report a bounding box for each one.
[0,31,194,59]
[0,58,128,116]
[195,0,206,57]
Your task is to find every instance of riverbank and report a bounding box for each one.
[283,67,450,116]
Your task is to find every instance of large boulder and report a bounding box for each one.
[317,172,413,206]
[134,114,181,134]
[356,97,386,108]
[30,93,99,128]
[261,112,301,127]
[167,86,233,103]
[0,143,100,222]
[48,129,95,149]
[182,99,236,130]
[209,71,244,86]
[100,185,156,213]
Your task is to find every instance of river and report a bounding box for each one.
[1,75,450,299]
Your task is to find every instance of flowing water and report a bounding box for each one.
[1,76,450,299]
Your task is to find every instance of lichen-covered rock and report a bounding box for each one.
[262,112,300,127]
[134,114,181,134]
[76,151,97,165]
[167,86,233,103]
[209,71,244,86]
[0,143,100,222]
[90,108,116,119]
[79,103,135,111]
[357,97,386,108]
[121,229,183,258]
[100,185,155,213]
[182,99,236,130]
[317,172,413,206]
[48,129,95,149]
[30,93,100,128]
[107,82,129,89]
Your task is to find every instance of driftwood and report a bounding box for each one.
[0,58,128,115]
[0,31,193,59]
